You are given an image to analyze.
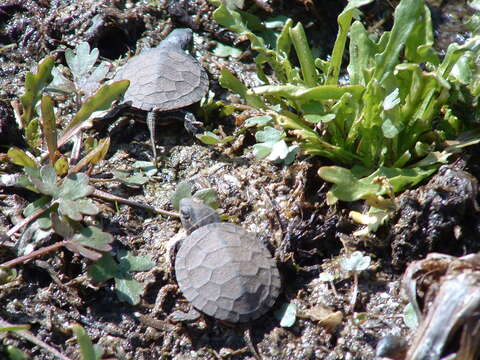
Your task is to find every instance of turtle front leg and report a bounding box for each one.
[146,110,160,167]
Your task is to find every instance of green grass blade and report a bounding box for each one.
[40,96,57,166]
[289,23,318,87]
[20,56,54,125]
[71,324,97,360]
[373,0,423,83]
[326,0,374,85]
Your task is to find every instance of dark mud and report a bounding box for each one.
[0,0,479,359]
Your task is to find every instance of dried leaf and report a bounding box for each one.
[7,147,37,168]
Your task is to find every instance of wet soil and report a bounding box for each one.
[0,0,479,359]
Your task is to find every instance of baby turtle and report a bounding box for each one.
[114,28,208,165]
[174,198,281,323]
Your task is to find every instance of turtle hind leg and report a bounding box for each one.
[147,109,203,167]
[147,110,160,167]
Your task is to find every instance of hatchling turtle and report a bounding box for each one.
[174,198,281,323]
[113,28,209,166]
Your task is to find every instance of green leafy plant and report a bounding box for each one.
[212,0,480,206]
[87,250,155,305]
[2,42,128,267]
[274,302,297,327]
[403,303,419,330]
[71,324,104,360]
[171,181,220,210]
[0,164,114,262]
[49,42,111,100]
[340,251,371,312]
[11,41,128,168]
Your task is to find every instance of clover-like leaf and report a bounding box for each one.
[244,115,273,128]
[112,170,148,188]
[194,188,220,210]
[253,142,274,159]
[24,196,52,229]
[266,140,297,162]
[59,198,98,221]
[213,42,242,58]
[66,42,99,82]
[117,250,154,273]
[255,126,284,143]
[71,226,112,253]
[80,61,111,97]
[115,276,144,305]
[50,212,75,238]
[87,253,118,282]
[27,164,59,197]
[58,173,94,201]
[87,251,153,305]
[48,65,75,94]
[274,302,297,327]
[340,251,371,272]
[171,181,193,210]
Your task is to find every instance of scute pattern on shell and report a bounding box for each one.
[114,46,208,112]
[175,223,281,323]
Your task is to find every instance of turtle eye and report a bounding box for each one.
[180,208,190,220]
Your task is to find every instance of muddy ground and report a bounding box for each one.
[0,0,479,359]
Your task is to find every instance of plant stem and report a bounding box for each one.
[0,318,72,360]
[0,241,66,268]
[92,189,180,218]
[289,23,318,88]
[350,272,359,313]
[6,205,51,237]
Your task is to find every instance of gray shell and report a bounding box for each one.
[175,222,281,323]
[114,36,208,112]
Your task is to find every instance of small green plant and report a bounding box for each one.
[211,0,480,208]
[403,303,419,330]
[340,251,371,312]
[87,250,155,305]
[2,43,128,266]
[6,164,113,261]
[71,324,104,360]
[171,181,220,210]
[274,302,297,328]
[49,42,111,101]
[0,323,30,360]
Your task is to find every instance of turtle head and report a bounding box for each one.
[161,28,193,51]
[179,198,220,234]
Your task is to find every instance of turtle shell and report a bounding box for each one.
[114,45,208,112]
[175,222,281,323]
